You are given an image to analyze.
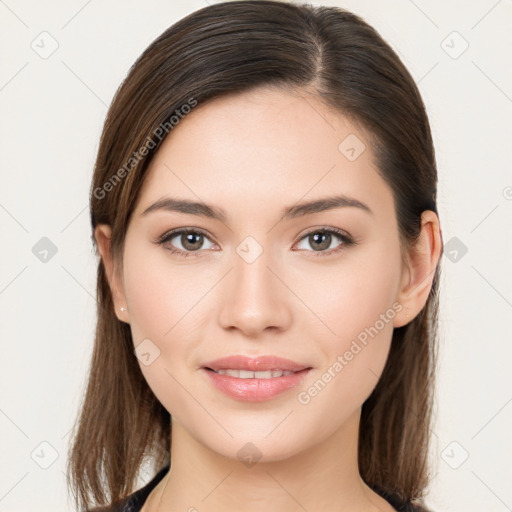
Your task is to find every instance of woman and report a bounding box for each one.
[67,1,443,511]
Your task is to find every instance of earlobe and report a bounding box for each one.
[94,224,129,323]
[393,210,442,328]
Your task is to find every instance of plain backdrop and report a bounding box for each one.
[1,1,511,511]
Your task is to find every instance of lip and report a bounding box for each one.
[202,355,310,372]
[201,355,312,402]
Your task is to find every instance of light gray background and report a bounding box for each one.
[1,1,511,511]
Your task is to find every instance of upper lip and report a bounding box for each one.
[202,355,310,372]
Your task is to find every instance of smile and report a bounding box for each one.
[202,366,311,402]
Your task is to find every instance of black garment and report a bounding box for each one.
[92,464,433,512]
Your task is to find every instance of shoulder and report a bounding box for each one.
[87,465,170,512]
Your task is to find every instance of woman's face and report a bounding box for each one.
[111,87,413,461]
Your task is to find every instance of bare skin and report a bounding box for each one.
[95,86,441,512]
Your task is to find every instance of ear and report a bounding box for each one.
[94,224,129,324]
[393,210,442,328]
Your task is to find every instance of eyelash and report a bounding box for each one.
[154,226,356,259]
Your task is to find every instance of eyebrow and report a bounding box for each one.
[140,194,373,222]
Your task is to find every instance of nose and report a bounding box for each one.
[217,246,293,337]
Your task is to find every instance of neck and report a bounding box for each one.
[147,408,394,512]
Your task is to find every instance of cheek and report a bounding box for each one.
[294,234,402,346]
[293,238,402,410]
[121,244,212,417]
[122,239,207,344]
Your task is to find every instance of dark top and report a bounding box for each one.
[91,464,433,512]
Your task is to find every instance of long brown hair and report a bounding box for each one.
[66,1,443,509]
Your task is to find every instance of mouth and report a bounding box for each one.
[202,354,310,373]
[204,368,299,378]
[200,355,312,402]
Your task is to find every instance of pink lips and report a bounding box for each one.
[201,355,312,402]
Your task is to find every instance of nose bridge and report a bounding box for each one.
[217,235,291,334]
[235,241,275,298]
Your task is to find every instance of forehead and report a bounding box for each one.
[134,87,394,221]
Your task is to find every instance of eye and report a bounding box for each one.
[154,226,355,259]
[294,227,355,257]
[155,228,216,258]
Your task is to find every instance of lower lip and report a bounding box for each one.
[202,368,311,402]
